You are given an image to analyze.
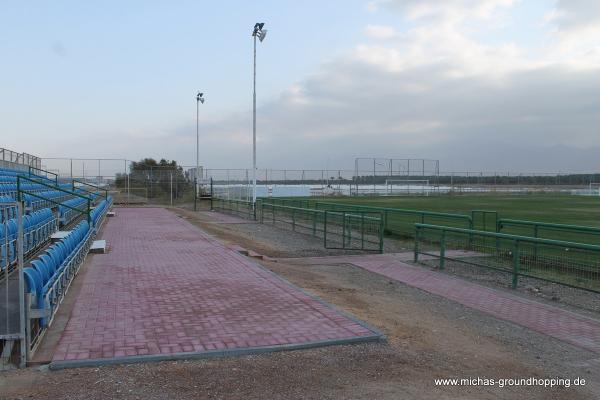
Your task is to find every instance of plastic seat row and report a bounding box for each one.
[75,188,101,201]
[23,220,91,326]
[0,175,56,184]
[23,209,57,254]
[59,197,88,226]
[23,190,72,212]
[91,196,113,227]
[0,180,71,192]
[0,208,57,269]
[0,168,29,176]
[0,183,55,198]
[0,195,18,221]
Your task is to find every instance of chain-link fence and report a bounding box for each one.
[41,159,202,207]
[41,158,600,203]
[0,148,40,171]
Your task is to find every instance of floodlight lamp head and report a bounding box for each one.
[253,22,265,36]
[258,29,267,42]
[197,92,204,103]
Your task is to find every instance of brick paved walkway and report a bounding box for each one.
[282,254,600,354]
[50,208,379,367]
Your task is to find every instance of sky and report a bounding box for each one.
[2,0,600,173]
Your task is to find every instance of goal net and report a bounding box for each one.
[589,183,600,196]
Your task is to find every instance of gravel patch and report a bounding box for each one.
[416,258,600,317]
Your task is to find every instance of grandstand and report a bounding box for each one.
[0,148,112,368]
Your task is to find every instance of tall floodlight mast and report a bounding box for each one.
[195,91,204,211]
[251,22,267,215]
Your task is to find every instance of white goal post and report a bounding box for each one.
[589,182,600,195]
[385,179,431,195]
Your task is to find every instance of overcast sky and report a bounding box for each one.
[2,0,600,172]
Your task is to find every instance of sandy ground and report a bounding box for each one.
[1,207,599,399]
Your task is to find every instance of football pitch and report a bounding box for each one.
[307,193,600,227]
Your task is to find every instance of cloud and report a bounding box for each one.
[36,1,600,174]
[182,0,600,172]
[542,0,600,69]
[364,24,398,39]
[384,0,518,23]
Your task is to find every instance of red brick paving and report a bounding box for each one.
[51,208,378,363]
[283,253,600,354]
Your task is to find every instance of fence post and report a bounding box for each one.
[384,209,389,233]
[87,199,91,224]
[512,240,520,289]
[414,226,420,262]
[440,230,446,270]
[342,212,346,249]
[210,178,213,211]
[292,208,296,231]
[260,203,264,224]
[361,213,365,250]
[323,211,328,248]
[16,202,26,367]
[312,210,317,236]
[378,212,384,254]
[533,224,538,259]
[193,177,197,211]
[468,216,473,247]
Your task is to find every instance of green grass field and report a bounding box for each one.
[261,193,600,245]
[257,193,600,290]
[314,194,600,291]
[312,193,600,227]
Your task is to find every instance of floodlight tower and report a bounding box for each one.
[195,91,204,211]
[252,22,267,215]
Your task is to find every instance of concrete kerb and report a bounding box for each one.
[49,335,383,370]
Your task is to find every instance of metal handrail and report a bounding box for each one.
[72,179,108,199]
[415,223,600,251]
[498,218,600,235]
[17,176,92,223]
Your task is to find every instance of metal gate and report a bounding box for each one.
[324,210,384,252]
[471,209,498,232]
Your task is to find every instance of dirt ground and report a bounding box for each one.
[1,207,599,399]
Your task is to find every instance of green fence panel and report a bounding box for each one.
[212,198,254,219]
[314,201,472,238]
[259,203,383,252]
[498,219,600,246]
[414,223,600,293]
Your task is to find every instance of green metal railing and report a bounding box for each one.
[259,197,311,209]
[17,176,93,223]
[314,202,472,238]
[27,166,58,184]
[259,198,474,239]
[260,203,383,252]
[414,223,600,293]
[497,219,600,246]
[72,179,108,200]
[212,198,255,219]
